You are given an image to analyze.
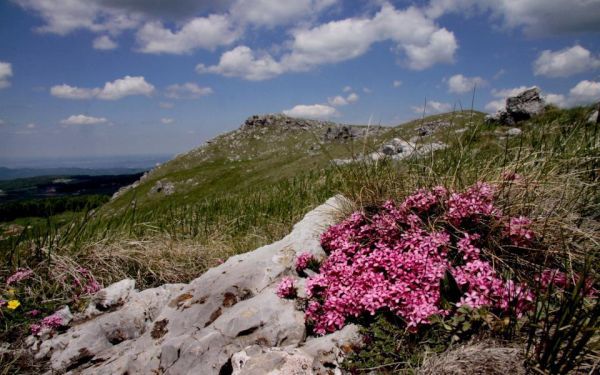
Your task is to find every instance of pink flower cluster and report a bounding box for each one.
[30,313,64,335]
[72,267,101,296]
[505,216,535,247]
[6,268,34,285]
[302,183,537,335]
[276,276,297,299]
[296,252,315,273]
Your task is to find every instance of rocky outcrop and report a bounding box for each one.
[486,87,545,126]
[241,114,335,131]
[27,196,362,374]
[149,180,175,196]
[416,119,452,136]
[332,138,448,165]
[324,125,363,140]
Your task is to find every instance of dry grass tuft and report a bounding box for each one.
[418,339,527,375]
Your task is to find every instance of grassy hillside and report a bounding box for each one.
[2,106,599,373]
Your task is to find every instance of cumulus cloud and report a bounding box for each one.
[569,80,600,104]
[0,62,13,89]
[165,83,213,99]
[544,93,568,108]
[230,0,338,28]
[93,35,118,50]
[136,15,238,54]
[196,46,284,81]
[283,104,338,119]
[447,74,487,94]
[411,100,452,114]
[393,80,402,88]
[426,0,600,36]
[161,118,175,125]
[198,3,457,80]
[13,0,140,35]
[50,85,99,99]
[533,45,600,78]
[327,90,359,106]
[51,76,155,100]
[60,114,108,125]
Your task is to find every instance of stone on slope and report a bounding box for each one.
[486,87,545,126]
[28,196,359,374]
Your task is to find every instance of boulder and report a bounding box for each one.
[149,180,175,196]
[486,87,545,126]
[324,125,362,141]
[506,128,522,137]
[28,196,361,374]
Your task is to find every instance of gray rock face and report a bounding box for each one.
[416,119,452,136]
[28,196,361,374]
[149,180,175,196]
[324,125,362,141]
[486,87,545,126]
[506,128,522,137]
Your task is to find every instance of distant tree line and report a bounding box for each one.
[0,195,109,222]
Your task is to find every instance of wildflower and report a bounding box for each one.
[303,182,537,335]
[30,323,42,335]
[296,252,315,273]
[6,269,34,285]
[276,277,297,299]
[7,300,20,310]
[505,216,535,246]
[0,300,6,308]
[27,309,41,317]
[41,314,63,329]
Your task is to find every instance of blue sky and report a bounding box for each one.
[1,0,599,162]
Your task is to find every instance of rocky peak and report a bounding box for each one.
[241,114,335,131]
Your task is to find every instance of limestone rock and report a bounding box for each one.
[149,180,175,196]
[28,196,357,374]
[507,128,522,137]
[486,87,545,126]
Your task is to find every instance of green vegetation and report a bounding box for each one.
[0,195,108,222]
[1,106,599,373]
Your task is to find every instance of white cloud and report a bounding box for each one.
[484,99,505,113]
[426,0,600,36]
[533,45,600,78]
[328,95,348,106]
[230,0,338,28]
[161,117,175,125]
[60,114,108,125]
[283,104,338,119]
[0,62,13,89]
[544,93,568,108]
[93,35,118,50]
[50,84,99,99]
[165,82,213,99]
[411,100,452,114]
[328,91,359,106]
[51,76,155,100]
[159,102,174,109]
[199,3,457,80]
[196,46,284,81]
[342,86,352,92]
[13,0,140,36]
[363,87,372,94]
[97,76,155,99]
[346,92,359,103]
[447,74,487,94]
[136,15,238,54]
[393,80,402,87]
[26,123,36,129]
[569,80,600,105]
